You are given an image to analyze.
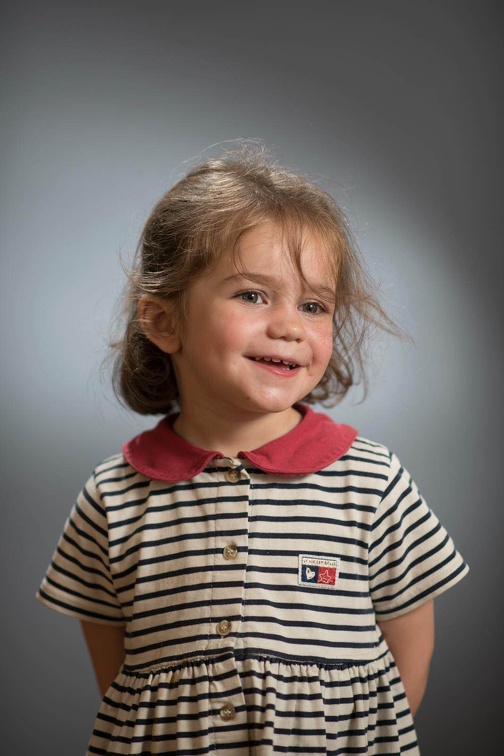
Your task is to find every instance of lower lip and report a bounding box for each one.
[248,359,301,377]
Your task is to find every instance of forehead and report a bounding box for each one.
[229,221,337,282]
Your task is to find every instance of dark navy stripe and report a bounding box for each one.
[374,558,467,615]
[248,530,368,549]
[48,560,116,597]
[248,513,373,531]
[37,588,123,623]
[109,527,250,564]
[109,500,248,530]
[371,531,450,591]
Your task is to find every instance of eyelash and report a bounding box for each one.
[237,291,328,315]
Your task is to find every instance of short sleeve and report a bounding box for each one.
[36,472,125,626]
[369,452,469,621]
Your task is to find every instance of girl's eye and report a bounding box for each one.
[239,291,265,304]
[300,301,325,315]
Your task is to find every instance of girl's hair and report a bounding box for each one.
[112,145,399,415]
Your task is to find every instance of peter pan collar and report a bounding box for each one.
[123,404,358,483]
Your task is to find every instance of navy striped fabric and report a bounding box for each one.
[37,429,468,755]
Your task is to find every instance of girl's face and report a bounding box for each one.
[170,222,336,423]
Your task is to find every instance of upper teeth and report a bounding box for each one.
[255,357,295,367]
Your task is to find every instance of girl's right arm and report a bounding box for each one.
[81,620,126,697]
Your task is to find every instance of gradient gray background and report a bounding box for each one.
[1,1,502,754]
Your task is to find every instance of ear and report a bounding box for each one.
[137,296,181,354]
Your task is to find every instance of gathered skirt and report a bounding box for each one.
[88,650,419,755]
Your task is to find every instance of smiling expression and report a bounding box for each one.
[170,221,337,424]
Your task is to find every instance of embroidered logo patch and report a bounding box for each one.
[298,554,340,589]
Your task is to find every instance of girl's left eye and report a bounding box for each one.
[239,291,265,304]
[300,301,326,315]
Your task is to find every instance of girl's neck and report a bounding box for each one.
[172,405,302,457]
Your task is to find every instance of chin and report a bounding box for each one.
[245,395,304,415]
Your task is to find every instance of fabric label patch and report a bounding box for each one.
[298,554,340,589]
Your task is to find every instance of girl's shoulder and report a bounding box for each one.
[79,452,148,508]
[346,434,392,461]
[326,433,422,504]
[338,433,396,477]
[92,452,137,483]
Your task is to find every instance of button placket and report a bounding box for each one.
[208,461,249,743]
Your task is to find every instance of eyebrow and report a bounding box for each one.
[222,272,336,301]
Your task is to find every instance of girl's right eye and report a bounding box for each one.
[238,291,265,304]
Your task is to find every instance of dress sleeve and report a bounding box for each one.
[36,472,125,626]
[369,451,469,621]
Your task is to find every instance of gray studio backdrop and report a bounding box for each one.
[1,1,501,754]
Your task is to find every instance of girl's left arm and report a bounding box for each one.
[377,599,435,717]
[81,620,126,697]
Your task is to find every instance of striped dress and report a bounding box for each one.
[37,405,468,755]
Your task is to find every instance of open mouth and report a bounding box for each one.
[249,356,299,371]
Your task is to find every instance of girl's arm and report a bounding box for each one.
[377,599,435,717]
[81,620,126,697]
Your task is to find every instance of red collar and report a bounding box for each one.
[123,404,358,482]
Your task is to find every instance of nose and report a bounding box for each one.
[266,304,306,341]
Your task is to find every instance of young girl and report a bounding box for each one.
[37,147,468,755]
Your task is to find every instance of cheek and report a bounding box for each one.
[207,313,256,356]
[224,312,258,339]
[313,326,335,362]
[192,305,235,341]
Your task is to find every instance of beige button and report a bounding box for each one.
[216,619,232,637]
[223,542,238,560]
[219,703,236,721]
[226,468,240,483]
